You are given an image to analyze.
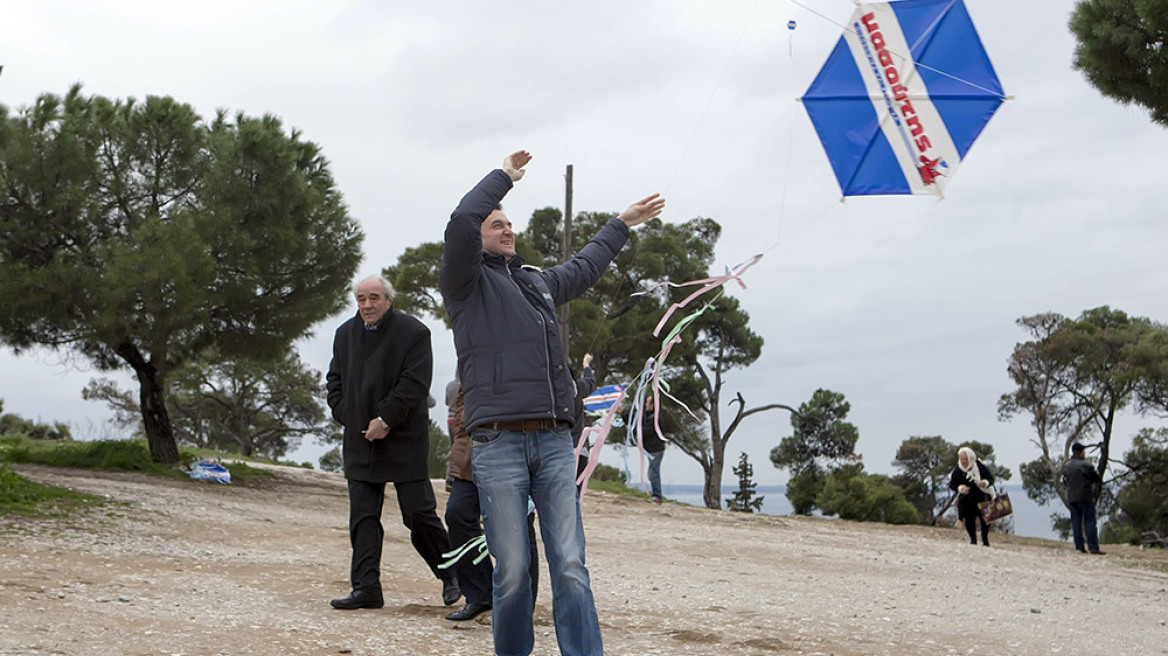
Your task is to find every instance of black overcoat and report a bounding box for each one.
[948,461,995,520]
[326,308,433,483]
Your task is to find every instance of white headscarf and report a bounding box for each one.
[957,446,985,490]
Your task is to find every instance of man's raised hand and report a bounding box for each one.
[618,193,666,228]
[503,150,533,182]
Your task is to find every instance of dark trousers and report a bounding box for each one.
[348,478,452,595]
[1069,501,1100,552]
[444,477,539,606]
[576,453,589,494]
[962,510,990,545]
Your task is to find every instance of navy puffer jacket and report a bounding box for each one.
[440,169,628,431]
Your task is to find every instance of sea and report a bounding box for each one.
[655,483,1061,541]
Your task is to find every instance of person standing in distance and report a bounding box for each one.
[638,395,667,504]
[440,150,664,656]
[1064,442,1106,555]
[443,372,460,491]
[572,353,597,490]
[325,276,460,610]
[948,446,995,547]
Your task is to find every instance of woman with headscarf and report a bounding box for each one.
[948,446,996,546]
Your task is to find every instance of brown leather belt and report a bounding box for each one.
[487,418,566,432]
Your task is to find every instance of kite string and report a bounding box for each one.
[583,0,763,357]
[776,99,798,244]
[663,0,764,194]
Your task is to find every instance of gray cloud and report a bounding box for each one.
[1,0,1166,490]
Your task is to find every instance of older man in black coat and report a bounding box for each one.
[325,275,458,610]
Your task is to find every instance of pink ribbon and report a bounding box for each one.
[634,254,763,337]
[574,385,628,504]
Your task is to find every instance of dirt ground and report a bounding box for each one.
[2,463,1166,656]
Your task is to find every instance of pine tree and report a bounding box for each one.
[726,452,764,513]
[0,86,362,463]
[1070,0,1168,127]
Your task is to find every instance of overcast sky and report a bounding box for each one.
[2,0,1166,492]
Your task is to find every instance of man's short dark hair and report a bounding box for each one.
[1071,443,1086,453]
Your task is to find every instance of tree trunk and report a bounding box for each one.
[138,369,180,464]
[703,451,725,509]
[117,342,180,464]
[1096,403,1117,502]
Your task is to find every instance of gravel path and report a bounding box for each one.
[2,463,1165,656]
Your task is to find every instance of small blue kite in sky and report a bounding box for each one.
[801,0,1006,198]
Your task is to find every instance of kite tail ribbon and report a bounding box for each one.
[438,534,490,569]
[633,253,763,337]
[574,383,629,504]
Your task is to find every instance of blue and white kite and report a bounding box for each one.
[801,0,1006,197]
[584,384,625,413]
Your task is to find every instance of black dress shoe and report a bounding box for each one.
[445,601,492,621]
[330,590,384,610]
[442,576,462,606]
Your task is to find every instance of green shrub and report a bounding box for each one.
[319,446,342,473]
[587,478,650,499]
[1100,522,1142,545]
[0,414,71,440]
[590,463,626,483]
[220,461,269,484]
[0,436,270,483]
[0,463,104,517]
[4,439,158,472]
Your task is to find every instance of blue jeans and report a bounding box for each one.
[445,477,540,606]
[1069,501,1100,552]
[646,450,664,499]
[471,425,602,656]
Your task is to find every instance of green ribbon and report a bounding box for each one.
[438,534,490,569]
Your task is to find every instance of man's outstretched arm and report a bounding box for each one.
[439,151,530,301]
[544,192,667,304]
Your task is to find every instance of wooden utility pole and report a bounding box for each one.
[558,164,573,358]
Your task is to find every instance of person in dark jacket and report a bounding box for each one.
[638,395,667,504]
[325,276,458,610]
[443,373,460,491]
[443,388,540,621]
[572,353,597,488]
[1063,442,1105,555]
[948,446,995,546]
[440,150,664,656]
